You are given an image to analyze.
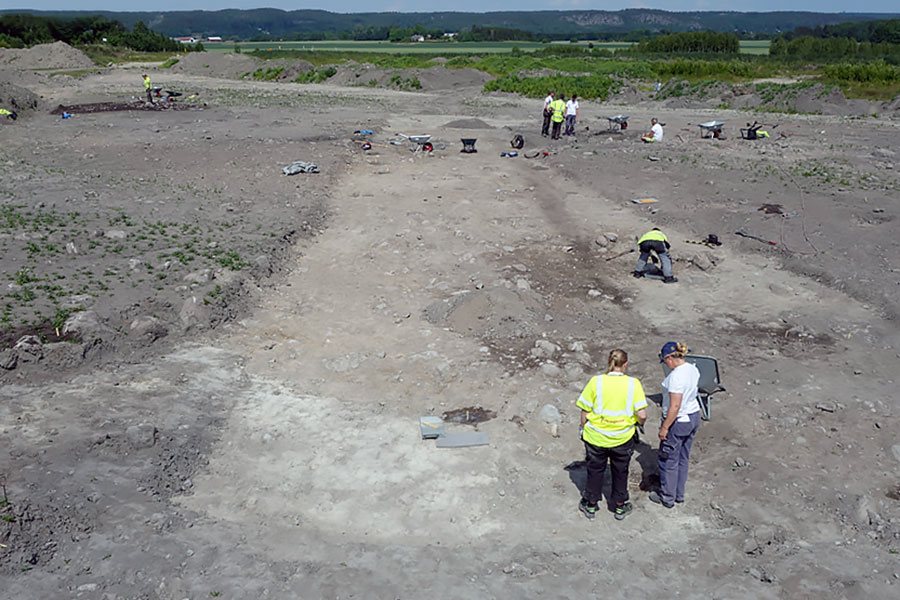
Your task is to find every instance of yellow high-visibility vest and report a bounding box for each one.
[638,229,667,244]
[577,373,647,448]
[144,77,152,90]
[550,99,565,123]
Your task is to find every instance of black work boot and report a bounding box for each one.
[632,271,644,279]
[663,276,677,283]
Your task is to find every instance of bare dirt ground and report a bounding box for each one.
[2,46,900,599]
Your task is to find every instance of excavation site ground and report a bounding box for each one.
[1,43,899,599]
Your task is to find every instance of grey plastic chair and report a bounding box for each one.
[662,354,725,421]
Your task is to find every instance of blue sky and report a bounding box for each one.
[7,2,900,14]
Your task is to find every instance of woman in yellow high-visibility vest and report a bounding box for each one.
[576,349,648,520]
[549,95,566,140]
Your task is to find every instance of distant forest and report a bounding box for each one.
[1,9,897,41]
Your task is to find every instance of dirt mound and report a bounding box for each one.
[170,52,263,79]
[415,65,492,90]
[790,84,849,114]
[270,58,314,81]
[882,93,900,113]
[611,84,649,104]
[326,63,490,92]
[0,79,39,116]
[441,117,493,129]
[657,79,878,115]
[0,41,94,70]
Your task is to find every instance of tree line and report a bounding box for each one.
[630,31,740,54]
[769,36,900,61]
[779,18,900,43]
[0,13,199,52]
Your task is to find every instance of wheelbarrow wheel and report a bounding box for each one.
[422,142,433,152]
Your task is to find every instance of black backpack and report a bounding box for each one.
[510,134,524,150]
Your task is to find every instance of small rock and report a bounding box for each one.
[13,335,42,362]
[563,362,584,379]
[183,269,211,284]
[104,229,127,240]
[62,310,107,337]
[0,349,18,370]
[76,583,99,592]
[604,232,618,243]
[125,424,157,449]
[594,236,609,247]
[538,403,562,425]
[252,255,273,277]
[734,457,747,468]
[179,296,209,328]
[533,340,560,357]
[130,316,168,343]
[742,538,759,554]
[540,362,561,377]
[516,278,531,291]
[587,289,602,298]
[690,253,712,271]
[815,402,836,413]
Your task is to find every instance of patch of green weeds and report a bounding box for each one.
[250,66,285,81]
[295,66,337,83]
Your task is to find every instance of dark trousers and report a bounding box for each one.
[565,114,576,135]
[541,111,552,136]
[551,120,562,140]
[658,411,701,504]
[583,435,635,507]
[146,88,153,103]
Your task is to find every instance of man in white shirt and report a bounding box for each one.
[641,117,664,143]
[541,91,555,137]
[564,94,579,136]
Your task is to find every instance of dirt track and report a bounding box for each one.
[1,51,900,598]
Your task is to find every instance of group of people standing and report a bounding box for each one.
[576,342,702,520]
[541,91,579,140]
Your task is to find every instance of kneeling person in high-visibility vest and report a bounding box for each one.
[577,349,648,520]
[633,227,677,283]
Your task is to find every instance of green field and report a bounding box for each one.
[203,39,768,55]
[204,40,630,54]
[739,40,772,55]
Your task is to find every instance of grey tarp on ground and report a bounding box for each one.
[282,161,320,175]
[435,431,489,448]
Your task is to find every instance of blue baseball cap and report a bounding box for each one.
[659,341,679,362]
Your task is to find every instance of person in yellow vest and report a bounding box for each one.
[633,227,677,283]
[0,108,17,121]
[576,348,648,520]
[549,94,566,140]
[143,74,153,104]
